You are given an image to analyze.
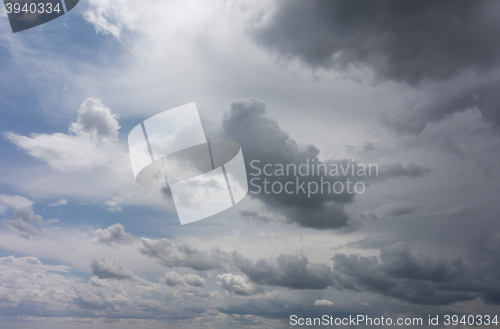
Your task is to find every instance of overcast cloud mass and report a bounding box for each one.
[1,0,500,328]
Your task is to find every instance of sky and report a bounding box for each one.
[1,0,500,328]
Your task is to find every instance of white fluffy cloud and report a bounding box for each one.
[314,299,334,306]
[6,98,122,172]
[0,195,34,212]
[3,99,171,213]
[0,255,217,322]
[216,273,263,296]
[93,223,133,246]
[6,132,109,172]
[69,98,120,143]
[83,0,139,38]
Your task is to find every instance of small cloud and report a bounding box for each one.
[48,199,68,207]
[104,197,124,212]
[0,195,34,212]
[216,273,263,296]
[94,223,133,246]
[315,300,334,306]
[90,257,136,280]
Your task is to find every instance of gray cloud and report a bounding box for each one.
[94,223,133,246]
[334,237,400,251]
[160,271,205,288]
[221,98,351,230]
[469,232,500,305]
[238,210,273,224]
[378,163,430,180]
[333,254,473,305]
[331,240,500,305]
[140,238,229,271]
[433,205,477,219]
[232,251,334,290]
[253,0,500,83]
[251,0,500,133]
[371,202,419,218]
[140,235,500,306]
[220,98,430,229]
[140,237,336,290]
[1,208,43,239]
[90,257,136,280]
[361,142,375,152]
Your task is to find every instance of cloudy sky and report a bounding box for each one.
[1,0,500,328]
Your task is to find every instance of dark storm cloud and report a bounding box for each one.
[253,0,500,83]
[220,98,428,229]
[332,240,500,305]
[470,232,500,305]
[219,98,353,229]
[252,0,500,133]
[232,251,334,289]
